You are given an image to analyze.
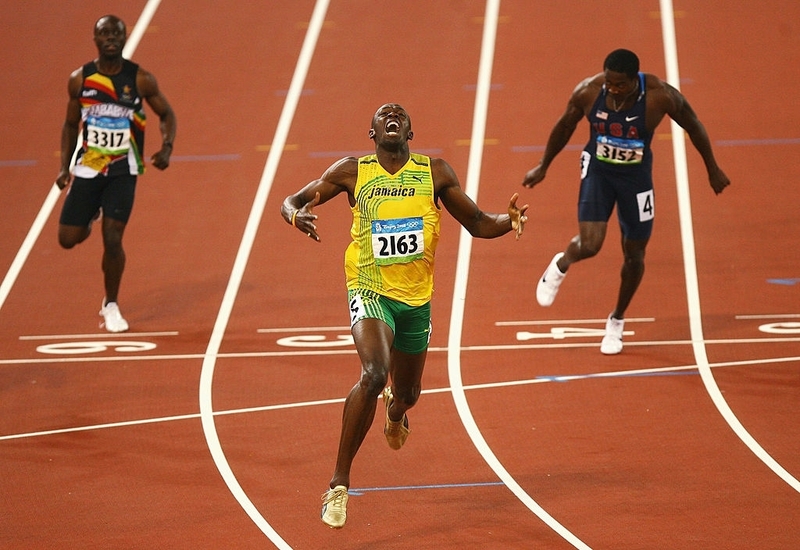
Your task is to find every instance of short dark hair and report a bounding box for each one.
[604,49,639,78]
[95,15,125,34]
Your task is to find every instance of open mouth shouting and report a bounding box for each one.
[385,119,401,136]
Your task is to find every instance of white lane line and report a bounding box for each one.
[3,337,800,366]
[446,1,591,548]
[196,1,330,547]
[0,360,720,442]
[257,326,350,332]
[659,0,800,492]
[736,314,800,319]
[0,1,163,314]
[496,317,655,326]
[6,351,799,469]
[19,331,179,340]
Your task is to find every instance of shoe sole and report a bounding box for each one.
[600,337,623,355]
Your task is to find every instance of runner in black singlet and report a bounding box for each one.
[54,15,176,332]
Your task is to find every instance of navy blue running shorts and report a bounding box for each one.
[578,154,654,241]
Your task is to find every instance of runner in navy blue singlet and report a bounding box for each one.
[521,49,729,355]
[580,71,654,241]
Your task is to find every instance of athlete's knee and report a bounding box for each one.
[623,239,648,264]
[622,255,645,279]
[358,362,389,397]
[572,235,602,259]
[101,228,126,257]
[624,251,645,266]
[103,242,125,260]
[58,227,85,249]
[579,244,602,258]
[101,218,127,247]
[620,249,646,282]
[392,385,421,409]
[58,237,77,249]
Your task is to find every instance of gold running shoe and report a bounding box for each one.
[321,485,348,528]
[383,386,410,450]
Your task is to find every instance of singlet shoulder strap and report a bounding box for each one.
[82,61,98,78]
[122,59,140,78]
[637,72,646,102]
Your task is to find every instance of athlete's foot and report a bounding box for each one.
[99,300,129,333]
[536,252,566,307]
[321,485,348,528]
[383,387,410,450]
[600,314,624,355]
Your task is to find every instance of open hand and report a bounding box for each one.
[295,192,321,242]
[508,192,529,240]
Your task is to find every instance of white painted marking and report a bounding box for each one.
[276,335,354,347]
[197,2,330,548]
[20,332,178,340]
[36,341,157,355]
[257,326,349,333]
[737,314,800,320]
[758,322,800,335]
[1,336,799,366]
[660,0,799,493]
[516,327,633,341]
[497,317,654,326]
[446,2,591,548]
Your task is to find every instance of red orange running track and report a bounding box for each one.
[1,1,799,548]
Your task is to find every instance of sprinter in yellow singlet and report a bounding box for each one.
[282,103,528,529]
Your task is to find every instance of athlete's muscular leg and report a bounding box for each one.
[387,348,426,422]
[101,217,127,303]
[556,220,608,273]
[611,236,648,319]
[329,318,393,489]
[58,224,92,249]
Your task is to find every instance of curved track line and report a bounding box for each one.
[0,0,163,313]
[659,0,800,492]
[445,1,591,548]
[196,1,330,547]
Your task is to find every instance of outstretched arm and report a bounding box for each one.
[522,76,593,188]
[663,83,730,194]
[434,158,529,239]
[281,157,357,242]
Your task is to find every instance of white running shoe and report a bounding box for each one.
[536,252,566,307]
[600,314,624,355]
[99,301,129,333]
